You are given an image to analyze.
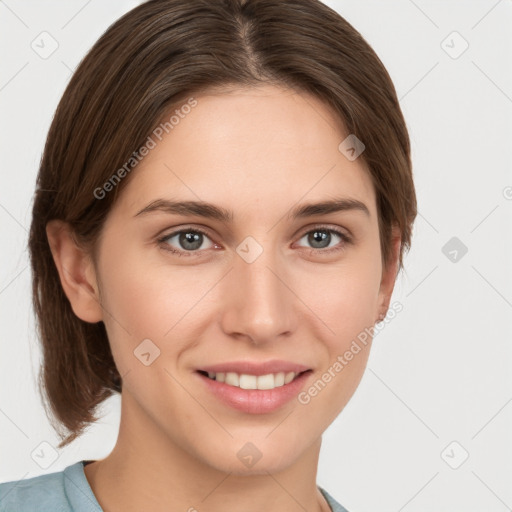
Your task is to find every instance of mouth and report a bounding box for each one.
[196,369,312,390]
[196,367,314,414]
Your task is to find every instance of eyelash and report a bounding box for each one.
[157,225,352,258]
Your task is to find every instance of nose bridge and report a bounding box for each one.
[221,236,296,342]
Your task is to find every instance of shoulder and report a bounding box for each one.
[318,486,351,512]
[0,462,87,512]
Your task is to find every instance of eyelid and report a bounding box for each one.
[295,223,352,241]
[157,225,214,241]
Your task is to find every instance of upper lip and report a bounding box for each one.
[198,360,311,376]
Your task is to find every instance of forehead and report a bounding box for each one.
[117,84,377,221]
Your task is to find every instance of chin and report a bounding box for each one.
[208,454,298,476]
[197,435,310,476]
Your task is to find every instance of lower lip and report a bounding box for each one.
[197,371,312,414]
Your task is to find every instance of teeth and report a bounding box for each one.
[205,371,301,390]
[225,372,239,386]
[287,371,299,384]
[274,372,285,387]
[239,374,256,389]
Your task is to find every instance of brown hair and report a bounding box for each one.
[28,0,417,448]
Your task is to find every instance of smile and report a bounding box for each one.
[198,370,307,390]
[195,362,314,414]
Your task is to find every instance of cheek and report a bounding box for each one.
[98,240,193,327]
[297,249,382,346]
[297,263,380,421]
[96,241,218,365]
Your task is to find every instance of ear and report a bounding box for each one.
[376,226,402,323]
[46,220,103,323]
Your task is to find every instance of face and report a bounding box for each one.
[87,84,397,474]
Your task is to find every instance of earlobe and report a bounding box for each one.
[46,220,103,323]
[376,226,402,323]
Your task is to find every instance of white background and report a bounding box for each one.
[1,1,511,511]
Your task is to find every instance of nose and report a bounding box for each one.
[219,242,297,345]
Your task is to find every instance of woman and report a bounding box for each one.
[0,0,416,510]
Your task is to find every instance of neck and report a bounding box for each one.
[84,390,331,512]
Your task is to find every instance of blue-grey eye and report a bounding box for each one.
[162,230,214,252]
[298,229,344,250]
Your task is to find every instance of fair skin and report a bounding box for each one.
[47,84,400,512]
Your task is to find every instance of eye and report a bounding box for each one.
[158,227,217,256]
[157,225,352,258]
[295,227,352,254]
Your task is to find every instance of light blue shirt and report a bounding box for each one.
[0,460,349,512]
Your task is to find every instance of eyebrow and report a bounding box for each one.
[134,197,370,221]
